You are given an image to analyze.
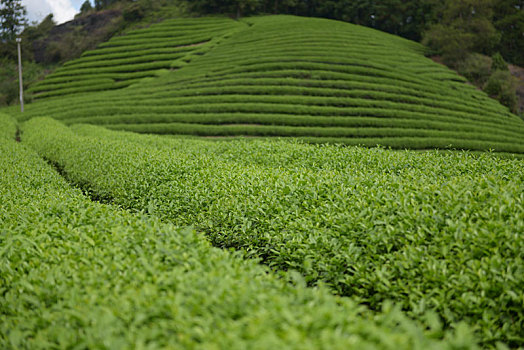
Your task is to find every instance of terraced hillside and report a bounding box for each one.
[13,15,524,153]
[28,17,244,99]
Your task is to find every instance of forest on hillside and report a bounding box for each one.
[0,0,523,112]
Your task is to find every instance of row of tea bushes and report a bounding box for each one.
[22,117,524,347]
[1,114,473,349]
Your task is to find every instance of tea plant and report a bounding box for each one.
[1,114,473,349]
[22,117,524,347]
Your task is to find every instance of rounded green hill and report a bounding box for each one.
[16,15,524,154]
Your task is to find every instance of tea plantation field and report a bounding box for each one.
[1,113,486,349]
[1,13,524,350]
[1,113,518,348]
[8,15,524,153]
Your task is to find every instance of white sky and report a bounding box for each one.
[23,0,88,25]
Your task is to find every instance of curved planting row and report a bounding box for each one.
[17,15,524,152]
[28,17,244,99]
[2,113,473,349]
[23,118,524,347]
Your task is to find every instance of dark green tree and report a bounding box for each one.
[80,0,94,13]
[264,0,298,14]
[493,0,524,65]
[491,51,509,70]
[94,0,120,10]
[423,0,500,65]
[189,0,262,18]
[0,0,27,41]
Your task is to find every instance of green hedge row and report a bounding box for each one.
[27,108,521,139]
[93,83,515,124]
[49,60,174,77]
[102,122,524,152]
[126,79,508,117]
[2,118,469,349]
[23,118,524,347]
[114,26,236,41]
[33,71,157,85]
[32,80,143,99]
[19,102,523,140]
[168,69,507,114]
[97,34,216,49]
[63,112,523,140]
[197,61,428,87]
[79,36,213,56]
[59,53,186,70]
[50,99,524,131]
[73,45,197,62]
[130,18,237,31]
[28,78,115,93]
[0,113,17,139]
[192,47,424,72]
[142,76,509,115]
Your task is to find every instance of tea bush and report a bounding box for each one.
[22,117,524,347]
[1,114,472,349]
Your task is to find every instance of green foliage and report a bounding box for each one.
[493,0,524,66]
[457,53,492,85]
[423,24,475,65]
[187,0,437,40]
[491,52,508,71]
[0,57,49,106]
[0,116,476,349]
[22,117,524,347]
[94,0,120,10]
[190,0,262,18]
[0,112,17,139]
[123,2,145,22]
[22,14,55,42]
[80,0,93,14]
[17,16,523,152]
[423,0,502,66]
[483,70,518,113]
[29,17,242,97]
[0,0,26,41]
[419,0,523,115]
[0,59,17,105]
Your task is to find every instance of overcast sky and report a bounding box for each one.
[23,0,90,25]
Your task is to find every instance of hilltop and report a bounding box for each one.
[7,15,524,154]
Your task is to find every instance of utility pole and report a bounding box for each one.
[16,36,24,113]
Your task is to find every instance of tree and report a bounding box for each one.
[0,0,27,41]
[493,0,524,65]
[423,0,500,65]
[80,0,94,14]
[188,0,262,18]
[94,0,120,11]
[232,0,261,18]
